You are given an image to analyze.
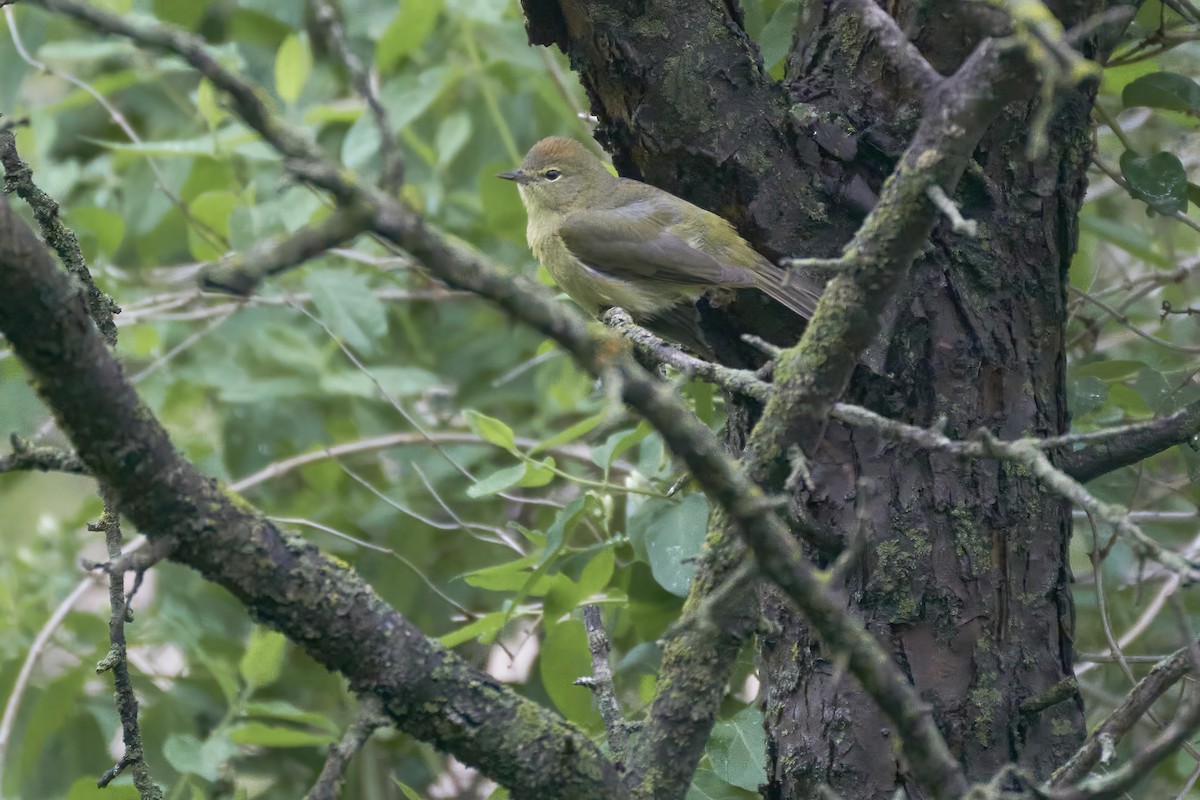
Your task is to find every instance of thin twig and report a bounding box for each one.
[91,491,163,798]
[303,695,390,800]
[577,605,630,763]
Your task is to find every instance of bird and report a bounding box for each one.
[498,137,822,355]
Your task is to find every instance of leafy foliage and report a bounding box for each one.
[0,0,1197,798]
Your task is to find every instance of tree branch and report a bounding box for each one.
[199,206,373,295]
[0,434,86,475]
[0,124,119,345]
[1050,639,1200,789]
[0,196,621,800]
[307,0,403,191]
[577,605,630,765]
[1059,399,1200,482]
[836,0,943,92]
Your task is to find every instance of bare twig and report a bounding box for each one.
[308,0,403,191]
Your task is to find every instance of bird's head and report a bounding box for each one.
[498,137,614,216]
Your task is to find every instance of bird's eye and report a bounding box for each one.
[545,169,561,181]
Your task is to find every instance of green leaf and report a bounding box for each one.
[1068,376,1109,418]
[1108,383,1153,418]
[1078,213,1170,267]
[756,1,799,73]
[466,409,519,453]
[239,626,287,691]
[1072,360,1145,381]
[461,554,540,590]
[228,722,337,748]
[467,463,527,497]
[303,268,389,355]
[163,732,239,781]
[630,494,710,597]
[341,110,382,173]
[436,110,472,168]
[709,707,767,791]
[462,564,566,599]
[67,207,125,257]
[1120,150,1189,215]
[1135,366,1169,411]
[188,190,239,261]
[392,778,425,800]
[377,0,443,72]
[439,610,509,647]
[532,411,606,454]
[383,65,453,131]
[319,366,443,398]
[196,78,224,128]
[539,619,603,729]
[154,0,210,29]
[517,457,556,488]
[687,765,757,800]
[1122,71,1200,114]
[592,425,649,467]
[274,33,312,104]
[242,700,342,735]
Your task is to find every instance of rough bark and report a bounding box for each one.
[518,1,1125,796]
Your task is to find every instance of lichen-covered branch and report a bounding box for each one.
[836,0,943,91]
[1050,640,1200,789]
[0,434,86,475]
[0,197,621,800]
[1059,398,1200,482]
[0,125,119,344]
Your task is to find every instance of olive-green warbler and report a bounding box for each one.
[499,137,822,351]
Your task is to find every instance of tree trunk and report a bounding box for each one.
[520,1,1117,796]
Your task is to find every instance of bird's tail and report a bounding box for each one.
[755,261,823,319]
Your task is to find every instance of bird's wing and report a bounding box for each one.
[558,201,755,287]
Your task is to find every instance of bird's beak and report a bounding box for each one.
[497,169,530,185]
